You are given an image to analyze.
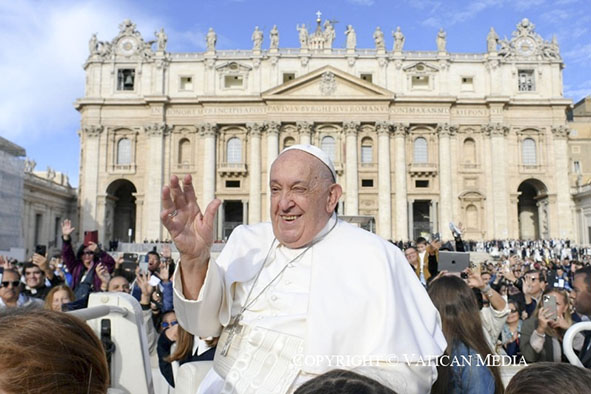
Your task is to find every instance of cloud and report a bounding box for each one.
[406,0,442,10]
[513,0,545,11]
[563,43,591,64]
[420,0,499,27]
[347,0,375,5]
[564,80,591,102]
[0,1,161,141]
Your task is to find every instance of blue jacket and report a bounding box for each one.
[449,341,496,394]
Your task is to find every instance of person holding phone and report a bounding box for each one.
[520,288,574,362]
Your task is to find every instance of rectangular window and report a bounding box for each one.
[574,161,582,174]
[361,179,374,187]
[34,213,43,246]
[411,75,429,88]
[282,73,295,83]
[360,73,373,83]
[226,180,241,188]
[518,70,535,92]
[415,180,429,188]
[224,75,244,88]
[180,76,193,91]
[117,69,135,91]
[461,76,474,91]
[54,217,61,247]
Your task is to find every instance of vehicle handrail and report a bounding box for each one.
[68,305,128,321]
[563,321,591,367]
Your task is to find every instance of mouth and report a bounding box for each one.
[281,215,300,223]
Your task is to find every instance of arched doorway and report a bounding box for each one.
[106,179,137,242]
[517,179,548,240]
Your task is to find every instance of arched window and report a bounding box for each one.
[321,136,336,161]
[283,136,295,149]
[227,137,242,163]
[466,204,478,229]
[117,138,131,165]
[413,137,428,163]
[361,137,373,163]
[178,138,190,164]
[463,138,476,164]
[522,138,537,165]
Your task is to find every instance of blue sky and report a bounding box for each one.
[1,0,590,187]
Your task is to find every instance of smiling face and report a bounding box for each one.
[24,266,44,289]
[81,248,94,268]
[51,289,72,311]
[0,270,20,304]
[269,150,341,249]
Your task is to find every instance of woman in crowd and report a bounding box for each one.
[500,300,523,358]
[428,275,504,394]
[0,308,108,393]
[61,219,114,299]
[157,311,217,388]
[44,284,75,311]
[521,288,574,362]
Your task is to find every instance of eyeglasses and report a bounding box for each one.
[83,251,94,255]
[161,320,178,329]
[1,281,20,288]
[510,309,519,313]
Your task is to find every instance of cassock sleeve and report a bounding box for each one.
[172,260,225,338]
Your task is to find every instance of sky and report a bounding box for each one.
[0,0,590,187]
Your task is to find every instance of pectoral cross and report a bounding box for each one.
[221,315,243,356]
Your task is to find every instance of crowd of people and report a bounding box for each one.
[3,144,591,393]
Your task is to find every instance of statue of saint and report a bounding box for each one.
[437,28,447,52]
[206,28,217,51]
[345,25,356,50]
[297,24,309,49]
[269,25,279,49]
[155,28,167,51]
[324,20,335,48]
[373,26,385,51]
[252,26,263,51]
[393,26,405,52]
[487,27,498,53]
[89,33,98,55]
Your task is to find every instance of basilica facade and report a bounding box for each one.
[76,17,574,244]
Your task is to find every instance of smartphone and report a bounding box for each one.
[543,294,558,321]
[471,260,482,276]
[35,245,47,256]
[139,255,149,275]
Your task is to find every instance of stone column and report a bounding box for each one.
[552,126,574,239]
[344,121,360,215]
[247,122,264,224]
[408,200,414,240]
[376,121,392,240]
[242,200,249,224]
[143,123,167,241]
[394,123,409,240]
[217,201,224,240]
[487,123,509,238]
[297,121,313,145]
[80,125,103,233]
[265,121,280,219]
[201,123,217,204]
[482,125,495,239]
[437,123,455,238]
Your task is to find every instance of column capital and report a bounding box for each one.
[343,121,360,136]
[296,121,314,134]
[436,122,457,137]
[144,122,168,136]
[265,121,281,135]
[393,123,409,137]
[375,121,392,135]
[198,122,218,137]
[246,122,265,136]
[482,123,509,137]
[82,125,104,138]
[551,125,570,139]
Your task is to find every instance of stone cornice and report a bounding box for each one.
[82,125,104,138]
[482,123,510,136]
[144,123,168,136]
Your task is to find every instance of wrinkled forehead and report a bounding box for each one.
[270,150,322,180]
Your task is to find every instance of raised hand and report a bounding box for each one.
[160,175,221,268]
[62,219,75,240]
[96,263,111,287]
[159,261,170,283]
[161,244,172,259]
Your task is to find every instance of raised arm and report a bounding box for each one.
[160,174,221,300]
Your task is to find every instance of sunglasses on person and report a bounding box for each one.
[161,320,178,329]
[0,281,20,288]
[82,251,94,255]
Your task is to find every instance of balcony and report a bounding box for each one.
[109,163,136,174]
[218,162,247,176]
[409,162,437,177]
[519,164,543,173]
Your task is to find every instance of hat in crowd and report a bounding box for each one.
[281,144,337,181]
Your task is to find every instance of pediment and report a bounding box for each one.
[216,61,252,72]
[403,62,439,73]
[262,65,393,100]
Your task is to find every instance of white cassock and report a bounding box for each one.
[173,214,447,394]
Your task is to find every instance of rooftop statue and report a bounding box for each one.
[487,27,498,53]
[296,24,309,49]
[345,25,356,50]
[373,26,385,51]
[252,26,263,51]
[269,25,279,50]
[206,28,217,51]
[393,26,405,52]
[323,20,335,48]
[437,28,447,52]
[155,28,167,52]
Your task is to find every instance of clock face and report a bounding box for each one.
[516,37,536,56]
[118,38,137,56]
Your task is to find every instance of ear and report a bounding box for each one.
[326,183,343,213]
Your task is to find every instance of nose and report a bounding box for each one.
[278,191,296,211]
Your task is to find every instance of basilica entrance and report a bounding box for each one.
[518,179,548,240]
[106,179,137,242]
[412,200,432,240]
[222,200,244,240]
